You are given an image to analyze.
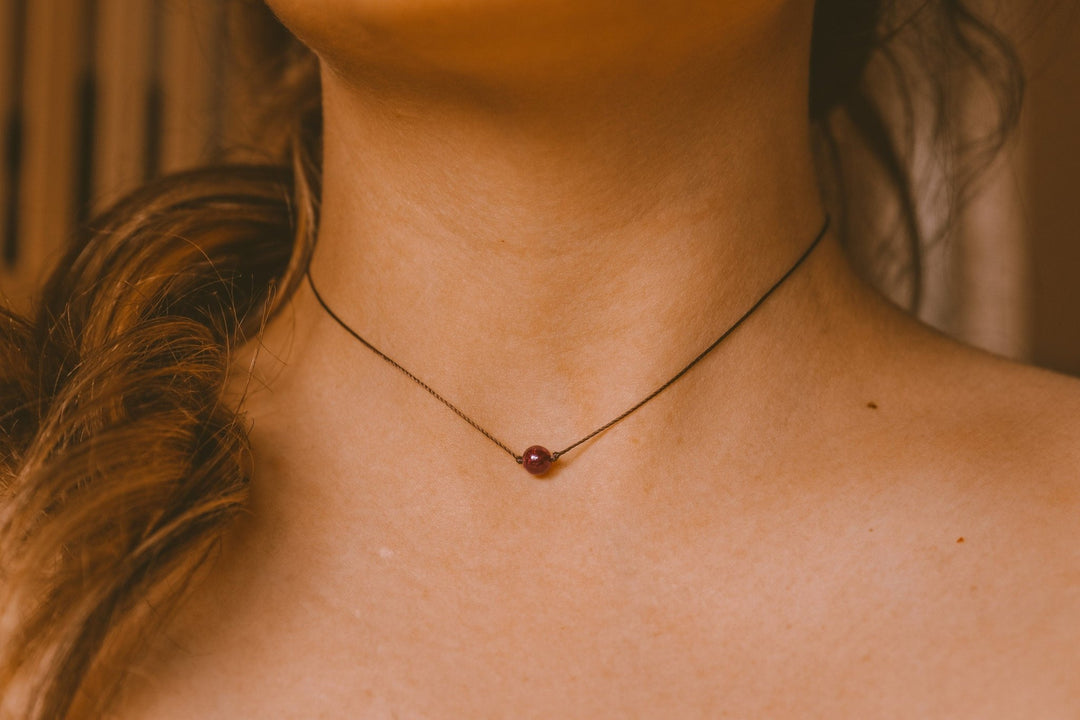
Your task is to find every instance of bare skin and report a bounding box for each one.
[114,0,1080,717]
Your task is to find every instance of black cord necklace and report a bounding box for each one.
[306,215,830,477]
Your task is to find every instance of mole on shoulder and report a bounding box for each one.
[867,401,879,410]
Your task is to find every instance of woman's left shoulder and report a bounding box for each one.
[851,305,1080,543]
[940,345,1080,480]
[864,299,1080,484]
[888,330,1080,568]
[885,334,1080,694]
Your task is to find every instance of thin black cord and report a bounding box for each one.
[305,277,523,461]
[552,215,830,459]
[306,214,830,467]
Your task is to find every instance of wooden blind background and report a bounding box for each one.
[0,0,242,310]
[0,0,1077,375]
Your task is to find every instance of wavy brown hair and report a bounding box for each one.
[0,1,1023,717]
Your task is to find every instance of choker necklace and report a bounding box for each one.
[306,215,830,477]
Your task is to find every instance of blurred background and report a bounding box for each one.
[0,0,1077,375]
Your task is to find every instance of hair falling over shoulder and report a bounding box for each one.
[0,1,1021,717]
[0,165,313,718]
[0,26,321,713]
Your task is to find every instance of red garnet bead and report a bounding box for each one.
[522,445,554,476]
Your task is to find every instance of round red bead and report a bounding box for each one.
[522,445,553,475]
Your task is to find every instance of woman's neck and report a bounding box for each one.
[296,6,834,451]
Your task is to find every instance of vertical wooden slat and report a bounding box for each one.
[91,0,153,214]
[143,0,164,181]
[0,0,25,278]
[1025,8,1080,375]
[160,0,224,173]
[955,145,1031,360]
[899,0,1033,361]
[73,0,98,228]
[918,38,1033,361]
[13,0,88,305]
[944,0,1032,361]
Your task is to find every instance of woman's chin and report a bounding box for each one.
[265,0,804,94]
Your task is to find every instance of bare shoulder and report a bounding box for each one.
[920,339,1080,562]
[848,292,1080,519]
[809,302,1080,712]
[818,260,1080,496]
[891,316,1080,484]
[855,303,1080,595]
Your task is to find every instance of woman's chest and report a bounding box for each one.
[114,509,1068,720]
